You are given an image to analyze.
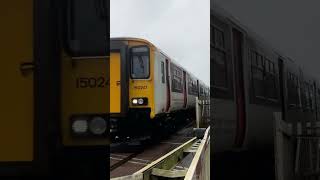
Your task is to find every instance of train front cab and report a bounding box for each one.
[110,38,155,139]
[1,0,109,178]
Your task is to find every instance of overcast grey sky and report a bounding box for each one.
[111,0,210,85]
[214,0,320,79]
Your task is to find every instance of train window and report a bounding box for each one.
[130,46,150,79]
[301,83,307,109]
[214,28,225,48]
[308,83,315,111]
[188,78,198,95]
[161,62,165,83]
[265,59,277,100]
[66,0,108,57]
[212,26,228,89]
[301,82,312,111]
[287,72,299,107]
[210,25,214,47]
[250,50,279,104]
[171,64,183,93]
[188,79,192,95]
[306,83,311,110]
[317,89,320,112]
[194,81,198,95]
[308,83,313,110]
[212,25,234,99]
[213,49,228,88]
[251,51,265,98]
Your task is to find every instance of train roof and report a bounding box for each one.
[111,37,157,49]
[111,37,209,88]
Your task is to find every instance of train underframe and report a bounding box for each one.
[53,146,107,179]
[110,108,195,142]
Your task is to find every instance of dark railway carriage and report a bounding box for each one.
[212,6,320,153]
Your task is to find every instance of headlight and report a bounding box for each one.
[89,117,107,135]
[132,97,148,105]
[132,99,138,105]
[138,98,144,105]
[72,119,88,134]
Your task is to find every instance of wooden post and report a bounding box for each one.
[274,112,294,180]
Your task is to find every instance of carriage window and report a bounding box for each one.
[251,51,265,98]
[213,49,228,88]
[301,82,312,110]
[265,59,277,100]
[210,26,214,47]
[287,72,299,107]
[317,89,320,112]
[212,27,228,90]
[306,83,311,110]
[131,46,150,79]
[188,78,198,95]
[307,83,314,111]
[215,28,225,48]
[161,62,165,83]
[251,51,279,104]
[171,64,183,93]
[301,83,307,108]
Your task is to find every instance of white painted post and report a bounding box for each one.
[196,97,200,128]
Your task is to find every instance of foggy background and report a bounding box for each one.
[213,0,320,79]
[111,0,210,85]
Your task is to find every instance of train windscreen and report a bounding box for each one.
[130,46,150,79]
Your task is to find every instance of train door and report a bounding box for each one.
[165,59,171,111]
[232,28,246,147]
[183,71,187,108]
[110,53,121,113]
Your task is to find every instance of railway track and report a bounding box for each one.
[110,122,195,178]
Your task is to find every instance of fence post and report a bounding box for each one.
[196,97,200,128]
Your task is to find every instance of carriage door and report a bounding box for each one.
[165,59,171,111]
[183,71,187,108]
[232,28,246,147]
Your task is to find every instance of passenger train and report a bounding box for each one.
[212,6,320,153]
[110,37,209,139]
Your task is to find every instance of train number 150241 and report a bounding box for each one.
[76,77,109,88]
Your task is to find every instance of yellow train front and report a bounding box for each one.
[110,37,210,140]
[1,0,108,178]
